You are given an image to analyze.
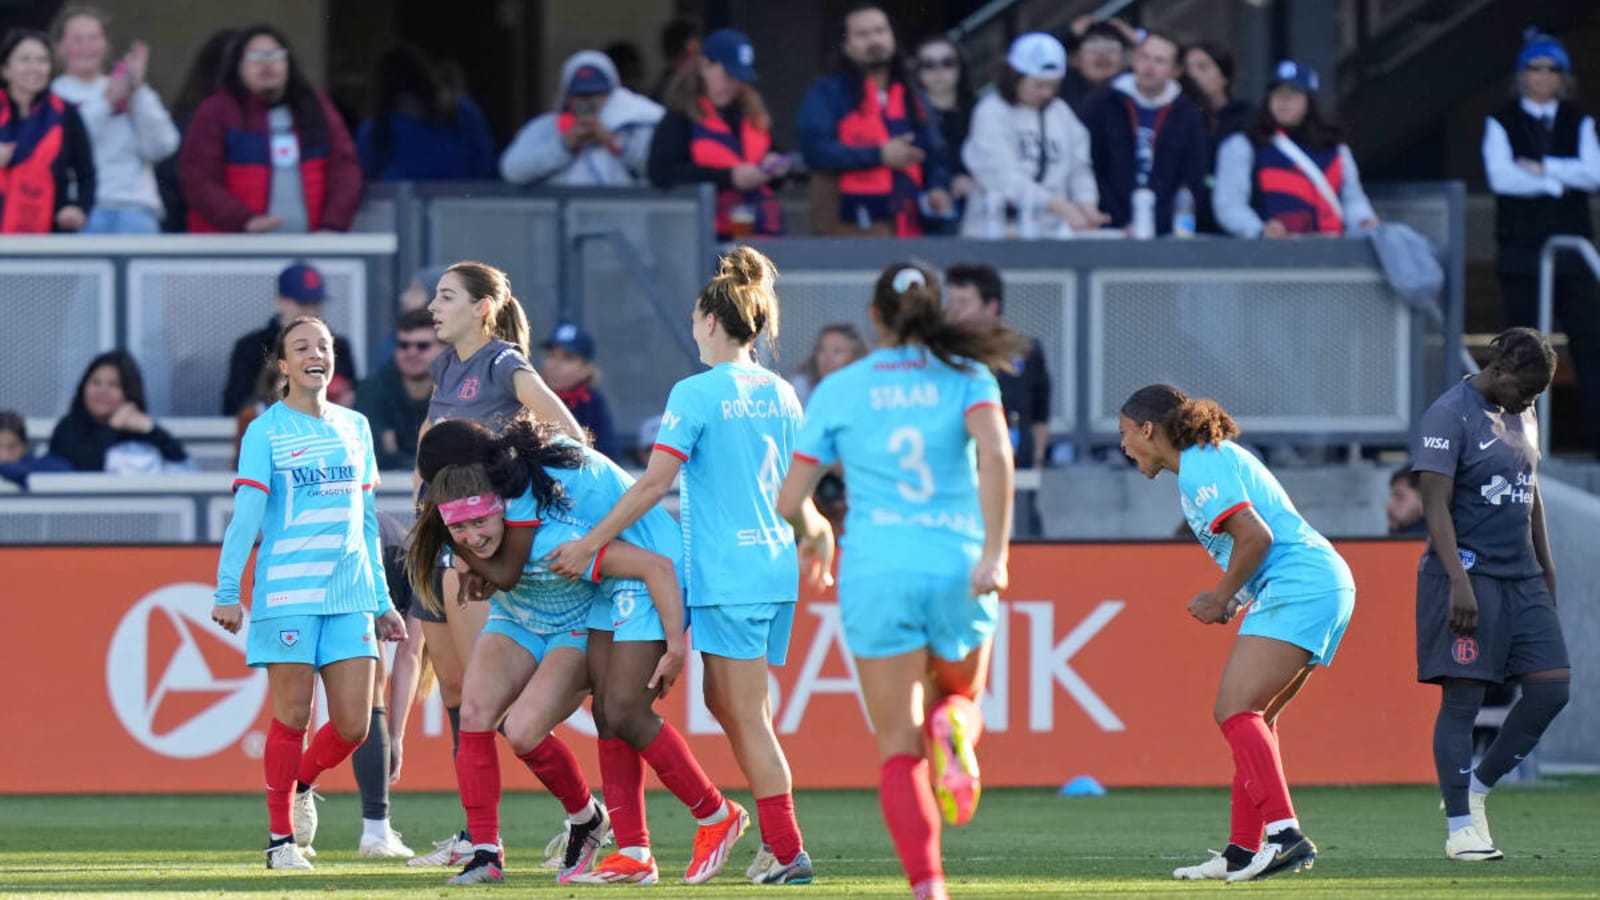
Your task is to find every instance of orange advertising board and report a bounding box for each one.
[1,542,1436,794]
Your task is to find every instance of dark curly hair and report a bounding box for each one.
[1120,384,1240,450]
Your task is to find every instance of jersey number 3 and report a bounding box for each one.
[889,426,935,503]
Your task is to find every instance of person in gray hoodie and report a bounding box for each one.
[1080,30,1207,234]
[500,50,664,187]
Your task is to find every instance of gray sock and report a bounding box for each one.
[1475,680,1569,787]
[1434,681,1483,818]
[351,707,390,820]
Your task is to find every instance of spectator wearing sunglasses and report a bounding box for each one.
[1484,29,1600,455]
[913,35,976,221]
[357,307,442,470]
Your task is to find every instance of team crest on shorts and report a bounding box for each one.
[279,630,301,648]
[1452,636,1478,665]
[1457,548,1477,570]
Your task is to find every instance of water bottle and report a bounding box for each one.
[1131,188,1156,239]
[1018,195,1040,241]
[982,190,1006,240]
[1172,187,1196,238]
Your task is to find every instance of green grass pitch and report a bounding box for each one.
[2,779,1597,897]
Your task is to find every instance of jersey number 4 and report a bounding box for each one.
[889,426,935,503]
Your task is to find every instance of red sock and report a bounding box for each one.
[518,734,592,815]
[599,737,649,849]
[879,754,942,888]
[1221,712,1296,825]
[294,721,363,788]
[1228,767,1264,850]
[756,793,804,865]
[264,718,305,836]
[640,723,724,819]
[456,730,502,848]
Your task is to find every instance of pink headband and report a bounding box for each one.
[438,493,504,525]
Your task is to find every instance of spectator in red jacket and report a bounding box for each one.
[178,24,359,233]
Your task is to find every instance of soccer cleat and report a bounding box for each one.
[1226,828,1317,882]
[1445,824,1504,861]
[750,849,815,885]
[745,844,777,880]
[409,830,473,867]
[266,839,315,870]
[558,804,613,883]
[291,788,322,850]
[569,851,660,884]
[447,848,505,885]
[1173,844,1255,880]
[359,827,414,858]
[927,695,982,826]
[684,801,750,884]
[1468,792,1495,847]
[542,825,568,869]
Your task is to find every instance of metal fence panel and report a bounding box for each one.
[1088,269,1410,435]
[0,497,194,543]
[0,260,115,420]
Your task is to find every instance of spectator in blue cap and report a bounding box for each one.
[1484,29,1600,454]
[649,27,791,239]
[221,261,358,414]
[540,322,616,458]
[1213,59,1378,239]
[500,49,663,186]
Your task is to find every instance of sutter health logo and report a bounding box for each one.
[106,583,268,759]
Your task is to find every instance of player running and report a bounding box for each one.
[776,263,1021,900]
[550,247,814,885]
[1118,384,1355,883]
[1411,328,1569,861]
[211,316,408,870]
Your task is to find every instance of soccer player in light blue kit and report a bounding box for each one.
[777,263,1023,900]
[210,317,408,870]
[418,416,731,885]
[1118,384,1355,884]
[550,247,815,885]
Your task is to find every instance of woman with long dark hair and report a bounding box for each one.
[48,349,187,472]
[776,262,1024,900]
[178,23,360,233]
[1181,40,1251,234]
[1118,384,1355,882]
[356,44,496,181]
[1212,60,1377,239]
[913,34,975,224]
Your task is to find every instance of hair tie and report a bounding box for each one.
[892,267,926,293]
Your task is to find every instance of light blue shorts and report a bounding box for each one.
[482,617,589,663]
[839,572,998,662]
[246,611,379,669]
[689,601,795,666]
[586,578,669,643]
[1238,586,1356,666]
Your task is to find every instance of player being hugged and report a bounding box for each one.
[1118,384,1355,883]
[776,263,1024,900]
[1411,328,1568,862]
[549,247,815,885]
[420,416,724,886]
[211,316,408,870]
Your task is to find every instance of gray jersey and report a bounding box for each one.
[1412,379,1541,578]
[427,339,534,431]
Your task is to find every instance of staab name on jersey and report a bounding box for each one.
[870,382,938,410]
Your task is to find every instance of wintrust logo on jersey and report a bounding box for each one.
[106,583,268,759]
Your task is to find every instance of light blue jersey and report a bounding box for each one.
[1177,441,1355,604]
[493,485,599,634]
[796,346,1002,579]
[216,402,393,621]
[654,362,801,607]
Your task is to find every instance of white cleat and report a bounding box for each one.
[1173,849,1231,880]
[1468,792,1495,847]
[746,844,777,880]
[266,840,315,870]
[1446,824,1504,861]
[359,827,415,858]
[409,831,473,867]
[291,788,321,851]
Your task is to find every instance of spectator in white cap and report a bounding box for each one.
[1212,60,1377,239]
[499,49,664,186]
[1484,29,1600,454]
[961,32,1105,236]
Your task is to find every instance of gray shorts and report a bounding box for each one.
[1416,571,1568,684]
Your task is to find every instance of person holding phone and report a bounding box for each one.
[501,50,664,187]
